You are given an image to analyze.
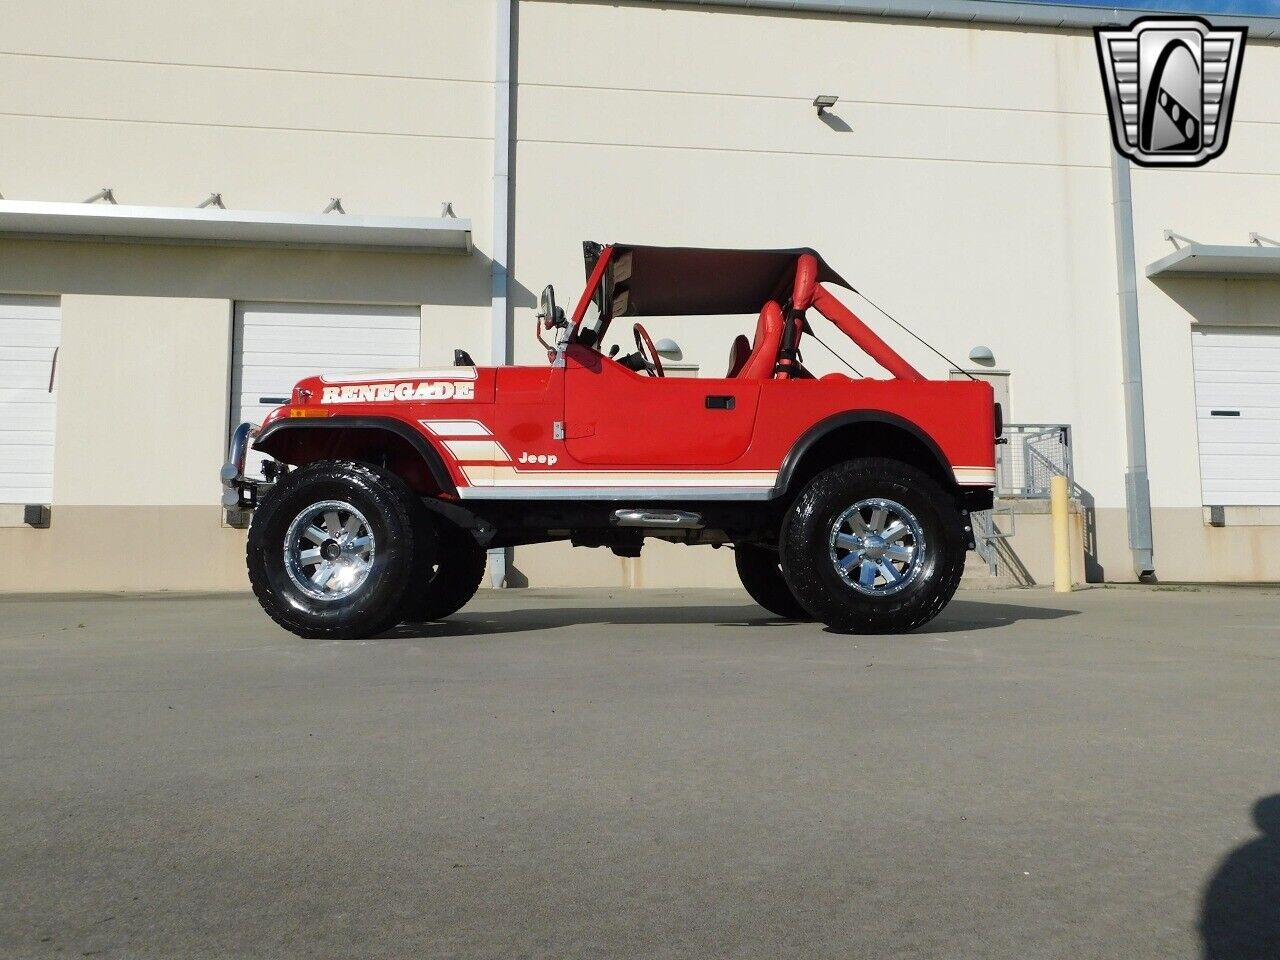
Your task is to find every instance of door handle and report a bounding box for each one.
[1210,410,1241,417]
[705,395,735,410]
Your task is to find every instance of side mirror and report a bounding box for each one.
[654,338,683,362]
[538,285,565,329]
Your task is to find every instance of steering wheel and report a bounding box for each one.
[632,323,665,378]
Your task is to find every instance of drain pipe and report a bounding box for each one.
[1109,151,1156,579]
[488,0,514,588]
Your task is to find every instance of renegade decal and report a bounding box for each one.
[319,381,475,404]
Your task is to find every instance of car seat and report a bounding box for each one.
[727,300,786,379]
[726,335,751,377]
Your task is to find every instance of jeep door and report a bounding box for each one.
[562,347,760,466]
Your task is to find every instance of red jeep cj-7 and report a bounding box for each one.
[223,244,999,638]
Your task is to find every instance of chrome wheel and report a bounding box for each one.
[283,500,376,601]
[828,497,925,597]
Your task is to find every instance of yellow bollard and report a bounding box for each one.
[1051,474,1071,593]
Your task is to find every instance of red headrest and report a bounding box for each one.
[792,253,819,311]
[738,301,785,380]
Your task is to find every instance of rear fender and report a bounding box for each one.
[775,411,956,496]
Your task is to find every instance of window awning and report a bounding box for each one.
[1146,243,1280,279]
[0,200,471,254]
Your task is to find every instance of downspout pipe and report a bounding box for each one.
[488,0,514,588]
[1109,151,1155,580]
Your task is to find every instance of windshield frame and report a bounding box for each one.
[570,244,616,350]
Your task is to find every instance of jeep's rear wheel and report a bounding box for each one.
[247,460,421,639]
[734,543,811,620]
[780,458,965,633]
[398,519,487,623]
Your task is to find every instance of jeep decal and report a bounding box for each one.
[517,452,559,466]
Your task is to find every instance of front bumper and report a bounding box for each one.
[220,422,273,510]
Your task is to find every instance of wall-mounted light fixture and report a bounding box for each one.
[812,95,839,116]
[968,345,996,367]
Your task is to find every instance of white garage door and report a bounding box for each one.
[1192,327,1280,506]
[0,295,61,504]
[231,302,421,477]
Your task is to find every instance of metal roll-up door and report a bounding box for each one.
[231,302,421,477]
[0,295,61,504]
[1192,326,1280,506]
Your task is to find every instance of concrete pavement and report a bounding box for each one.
[1,586,1278,959]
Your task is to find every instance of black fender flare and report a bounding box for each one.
[254,416,458,496]
[774,410,955,496]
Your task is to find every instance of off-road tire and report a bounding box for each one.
[780,457,966,634]
[397,519,487,623]
[734,543,811,620]
[247,460,422,639]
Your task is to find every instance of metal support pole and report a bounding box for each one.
[488,0,515,588]
[1109,152,1156,579]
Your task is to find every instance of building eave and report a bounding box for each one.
[1146,243,1280,279]
[612,1,1280,39]
[0,200,473,254]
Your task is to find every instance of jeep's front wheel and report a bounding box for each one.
[247,460,421,639]
[780,458,966,634]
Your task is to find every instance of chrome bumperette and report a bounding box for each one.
[220,422,276,511]
[223,423,253,479]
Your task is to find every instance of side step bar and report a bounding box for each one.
[611,508,704,530]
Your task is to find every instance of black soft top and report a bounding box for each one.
[585,242,854,317]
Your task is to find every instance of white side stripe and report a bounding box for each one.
[321,367,477,383]
[443,440,510,462]
[420,419,492,437]
[459,485,775,501]
[953,466,996,486]
[461,466,777,488]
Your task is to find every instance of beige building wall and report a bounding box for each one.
[1123,35,1280,583]
[509,1,1280,588]
[0,0,497,592]
[3,0,1279,592]
[511,1,1126,586]
[0,296,248,591]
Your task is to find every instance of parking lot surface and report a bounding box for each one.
[2,586,1278,960]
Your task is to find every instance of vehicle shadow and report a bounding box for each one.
[918,598,1079,635]
[1199,795,1280,959]
[381,595,1077,640]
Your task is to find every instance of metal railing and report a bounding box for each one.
[972,423,1074,578]
[972,506,1014,575]
[996,424,1073,499]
